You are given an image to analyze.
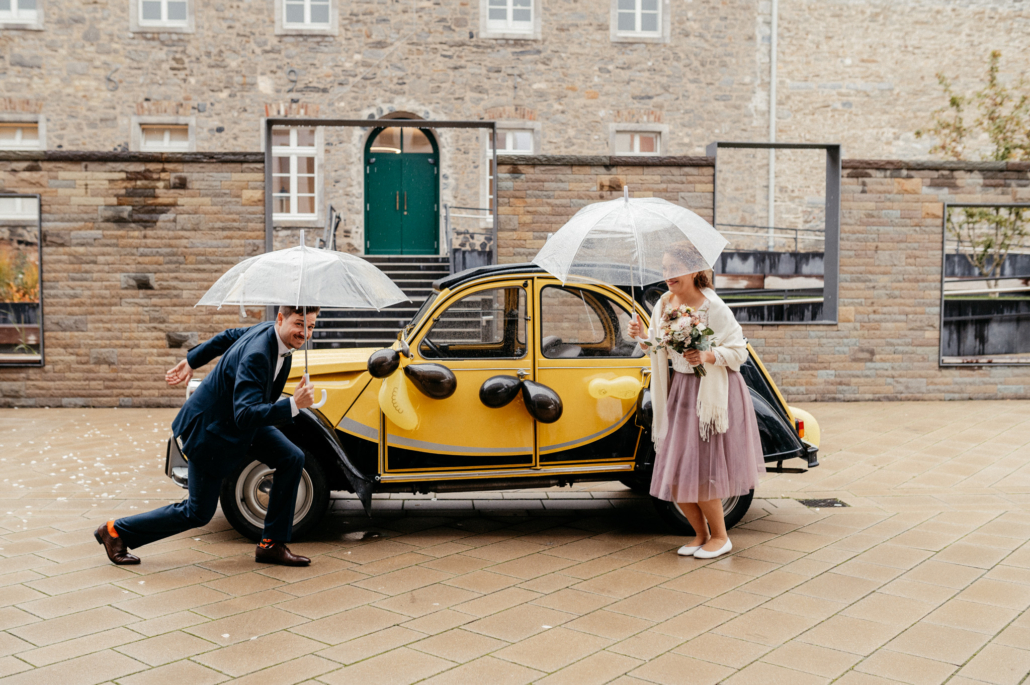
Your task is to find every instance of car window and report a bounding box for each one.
[419,286,527,359]
[540,286,644,359]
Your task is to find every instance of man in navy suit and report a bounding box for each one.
[95,306,319,567]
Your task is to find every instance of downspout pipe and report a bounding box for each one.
[768,0,778,251]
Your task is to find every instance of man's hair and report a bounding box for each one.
[278,305,321,319]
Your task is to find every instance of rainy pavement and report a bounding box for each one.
[1,402,1030,684]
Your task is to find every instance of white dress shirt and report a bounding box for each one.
[274,328,301,417]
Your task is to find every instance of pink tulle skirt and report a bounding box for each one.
[650,370,765,503]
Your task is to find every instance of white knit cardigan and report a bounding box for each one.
[640,288,749,443]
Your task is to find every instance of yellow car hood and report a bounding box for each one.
[286,348,377,378]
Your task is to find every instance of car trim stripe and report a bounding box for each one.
[539,408,634,452]
[378,462,635,482]
[337,417,379,441]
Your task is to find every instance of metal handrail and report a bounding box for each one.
[715,223,826,254]
[725,297,825,308]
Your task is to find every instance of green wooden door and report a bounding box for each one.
[365,127,439,255]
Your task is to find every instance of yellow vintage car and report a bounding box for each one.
[166,264,821,539]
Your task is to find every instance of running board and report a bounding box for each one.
[378,463,635,483]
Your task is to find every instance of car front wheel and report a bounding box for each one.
[650,490,754,536]
[219,451,331,542]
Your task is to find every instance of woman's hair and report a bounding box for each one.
[665,241,713,290]
[693,270,713,290]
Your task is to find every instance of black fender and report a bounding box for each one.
[750,390,806,463]
[277,407,374,517]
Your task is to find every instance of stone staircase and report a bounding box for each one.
[311,256,450,350]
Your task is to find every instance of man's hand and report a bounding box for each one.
[294,375,316,410]
[166,359,194,387]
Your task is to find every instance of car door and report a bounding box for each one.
[533,280,648,465]
[384,281,537,473]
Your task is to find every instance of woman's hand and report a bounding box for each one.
[627,313,644,340]
[684,349,716,366]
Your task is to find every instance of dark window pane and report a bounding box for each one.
[296,196,315,215]
[310,4,329,24]
[370,127,401,154]
[297,155,315,174]
[167,1,187,21]
[285,3,304,23]
[141,0,162,20]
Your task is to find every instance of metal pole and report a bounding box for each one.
[264,119,275,322]
[491,123,498,266]
[767,0,778,252]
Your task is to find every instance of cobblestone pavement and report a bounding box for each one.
[1,401,1029,684]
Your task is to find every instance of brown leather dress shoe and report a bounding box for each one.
[94,523,140,565]
[255,542,310,567]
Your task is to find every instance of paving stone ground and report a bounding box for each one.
[1,401,1029,684]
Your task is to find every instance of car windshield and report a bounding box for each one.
[404,292,439,340]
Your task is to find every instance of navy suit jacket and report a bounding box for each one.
[172,322,294,476]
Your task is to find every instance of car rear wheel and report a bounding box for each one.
[651,490,754,536]
[219,451,331,542]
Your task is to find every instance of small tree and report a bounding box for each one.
[917,51,1030,293]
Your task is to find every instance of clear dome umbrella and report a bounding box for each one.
[532,187,729,304]
[196,233,409,405]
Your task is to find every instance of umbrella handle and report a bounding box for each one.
[302,373,328,409]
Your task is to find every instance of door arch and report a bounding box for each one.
[364,126,440,255]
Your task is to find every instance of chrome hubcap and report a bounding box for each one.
[235,461,313,530]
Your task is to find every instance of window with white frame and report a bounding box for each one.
[284,0,330,28]
[487,0,532,34]
[615,131,660,155]
[615,0,660,36]
[0,195,38,220]
[0,123,40,151]
[0,0,39,26]
[138,0,188,27]
[272,127,318,220]
[139,124,190,152]
[486,129,534,211]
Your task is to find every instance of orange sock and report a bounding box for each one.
[259,538,274,548]
[107,520,119,538]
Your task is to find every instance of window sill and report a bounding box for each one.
[276,24,338,37]
[611,32,667,44]
[273,215,322,227]
[0,19,43,31]
[482,28,539,41]
[132,24,195,34]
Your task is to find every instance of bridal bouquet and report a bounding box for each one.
[641,304,716,377]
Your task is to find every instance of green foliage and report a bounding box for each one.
[916,51,1030,162]
[947,206,1028,288]
[918,52,1030,294]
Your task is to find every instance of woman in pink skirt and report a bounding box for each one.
[628,243,765,559]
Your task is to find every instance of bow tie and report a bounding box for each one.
[280,350,294,358]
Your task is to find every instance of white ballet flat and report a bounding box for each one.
[693,539,732,559]
[676,545,703,556]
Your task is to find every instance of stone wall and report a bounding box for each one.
[5,1,1028,256]
[0,152,264,408]
[498,156,1030,401]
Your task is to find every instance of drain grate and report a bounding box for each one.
[796,498,849,508]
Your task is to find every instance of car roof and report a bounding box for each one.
[432,263,547,291]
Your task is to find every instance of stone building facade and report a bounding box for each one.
[1,0,1028,254]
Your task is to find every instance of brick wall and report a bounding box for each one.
[0,152,265,408]
[498,156,1030,401]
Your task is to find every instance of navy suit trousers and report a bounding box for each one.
[113,426,305,549]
